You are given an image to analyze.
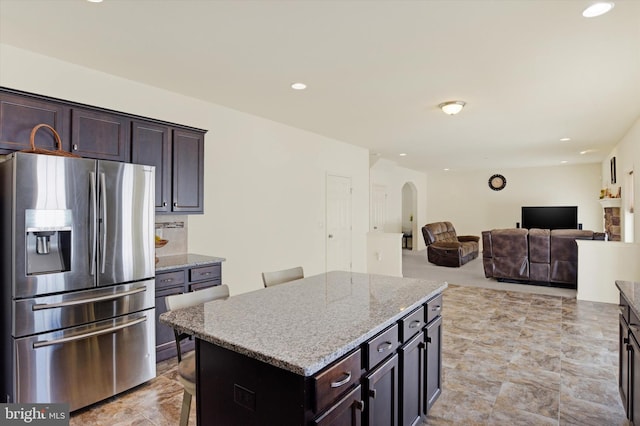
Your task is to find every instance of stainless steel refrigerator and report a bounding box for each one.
[0,152,156,412]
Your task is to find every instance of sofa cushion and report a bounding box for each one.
[482,228,529,280]
[422,222,458,245]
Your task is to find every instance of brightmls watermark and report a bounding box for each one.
[1,404,68,425]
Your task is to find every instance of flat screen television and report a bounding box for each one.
[521,206,578,230]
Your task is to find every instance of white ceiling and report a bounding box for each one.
[1,0,639,172]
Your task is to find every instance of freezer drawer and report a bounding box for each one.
[13,279,155,337]
[13,310,156,412]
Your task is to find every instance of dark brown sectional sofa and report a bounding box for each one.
[482,228,605,288]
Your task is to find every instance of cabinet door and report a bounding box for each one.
[155,285,184,362]
[131,121,172,212]
[621,316,630,416]
[172,129,204,213]
[0,92,68,153]
[424,315,442,414]
[365,353,399,426]
[630,331,640,424]
[71,108,130,161]
[399,332,424,426]
[314,384,363,426]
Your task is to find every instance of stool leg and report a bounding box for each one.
[179,389,192,426]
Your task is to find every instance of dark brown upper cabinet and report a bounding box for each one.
[71,108,131,162]
[172,129,204,213]
[131,123,205,214]
[1,87,207,215]
[0,92,69,153]
[131,121,172,212]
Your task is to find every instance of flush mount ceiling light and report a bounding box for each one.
[582,2,615,18]
[438,101,466,115]
[291,82,307,90]
[560,137,571,142]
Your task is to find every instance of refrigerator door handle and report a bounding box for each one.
[32,316,147,349]
[100,172,107,274]
[32,286,147,311]
[90,171,97,276]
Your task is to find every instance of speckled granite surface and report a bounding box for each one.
[617,280,640,318]
[155,253,226,272]
[160,271,446,376]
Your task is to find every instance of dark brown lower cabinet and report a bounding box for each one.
[365,354,399,426]
[425,315,442,413]
[399,332,424,426]
[155,285,185,360]
[155,263,222,361]
[621,312,630,414]
[314,385,364,426]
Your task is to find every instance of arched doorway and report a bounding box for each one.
[402,182,418,250]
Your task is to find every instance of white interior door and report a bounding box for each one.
[371,184,386,231]
[326,174,352,272]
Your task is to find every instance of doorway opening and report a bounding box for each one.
[402,182,417,251]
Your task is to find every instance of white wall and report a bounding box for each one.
[369,159,428,250]
[0,44,370,296]
[602,117,640,242]
[426,164,603,243]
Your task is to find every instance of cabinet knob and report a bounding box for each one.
[369,389,377,399]
[354,400,365,411]
[163,201,167,207]
[173,202,177,207]
[73,144,78,150]
[426,336,432,343]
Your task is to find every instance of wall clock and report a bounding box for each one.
[488,174,506,191]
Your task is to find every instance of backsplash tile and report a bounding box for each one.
[155,215,188,256]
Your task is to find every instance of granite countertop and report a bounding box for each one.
[617,280,640,318]
[160,271,447,376]
[155,253,226,272]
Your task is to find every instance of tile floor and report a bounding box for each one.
[70,284,628,425]
[426,284,627,426]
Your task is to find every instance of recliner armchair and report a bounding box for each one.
[422,222,480,267]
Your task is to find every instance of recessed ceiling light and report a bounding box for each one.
[86,0,103,3]
[443,168,450,171]
[561,160,568,164]
[580,149,598,155]
[399,153,407,157]
[582,2,615,18]
[438,101,466,115]
[560,137,571,142]
[291,82,307,90]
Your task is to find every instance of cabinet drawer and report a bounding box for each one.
[189,281,220,292]
[155,271,185,289]
[365,324,399,370]
[426,293,443,324]
[399,306,425,343]
[313,349,362,414]
[190,264,221,282]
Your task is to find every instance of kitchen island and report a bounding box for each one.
[160,271,446,425]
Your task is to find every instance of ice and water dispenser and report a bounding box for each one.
[25,209,72,275]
